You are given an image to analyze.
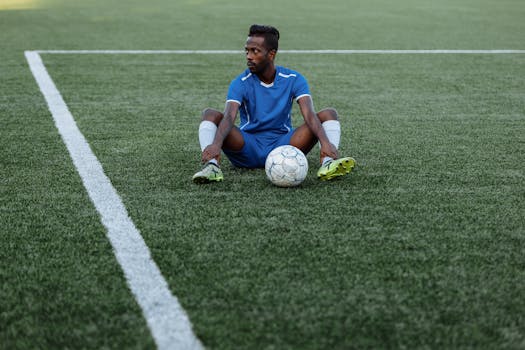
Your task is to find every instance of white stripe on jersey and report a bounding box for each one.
[295,93,311,101]
[278,72,297,78]
[239,104,251,130]
[241,73,252,81]
[226,99,241,105]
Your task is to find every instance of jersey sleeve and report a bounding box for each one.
[293,72,311,101]
[226,76,243,105]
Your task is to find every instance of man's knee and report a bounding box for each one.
[317,108,338,122]
[201,108,223,124]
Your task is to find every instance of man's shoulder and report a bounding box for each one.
[276,66,305,80]
[276,66,299,74]
[231,69,253,84]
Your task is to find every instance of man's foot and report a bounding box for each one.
[317,157,356,181]
[192,162,224,184]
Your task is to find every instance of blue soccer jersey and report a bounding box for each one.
[226,66,311,134]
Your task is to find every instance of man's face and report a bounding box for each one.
[245,35,274,74]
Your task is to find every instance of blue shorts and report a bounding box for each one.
[224,130,294,168]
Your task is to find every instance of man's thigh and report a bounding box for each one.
[289,123,317,155]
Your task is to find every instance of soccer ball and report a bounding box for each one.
[265,145,308,187]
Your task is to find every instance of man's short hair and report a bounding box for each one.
[248,24,280,52]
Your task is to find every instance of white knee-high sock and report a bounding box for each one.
[198,120,217,151]
[198,120,219,165]
[322,120,341,149]
[321,120,341,165]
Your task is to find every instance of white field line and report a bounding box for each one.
[35,49,525,54]
[24,50,203,350]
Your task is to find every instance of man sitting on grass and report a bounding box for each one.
[193,24,355,183]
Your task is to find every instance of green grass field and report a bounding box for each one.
[1,0,525,349]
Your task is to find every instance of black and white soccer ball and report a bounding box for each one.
[265,145,308,187]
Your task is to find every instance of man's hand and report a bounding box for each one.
[201,144,221,163]
[320,142,339,161]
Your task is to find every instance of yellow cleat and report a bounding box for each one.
[192,162,224,184]
[317,157,356,181]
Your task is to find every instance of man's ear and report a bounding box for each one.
[268,49,277,61]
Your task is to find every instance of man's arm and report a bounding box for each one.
[297,96,338,159]
[201,101,240,163]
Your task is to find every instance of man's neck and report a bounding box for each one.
[257,65,276,85]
